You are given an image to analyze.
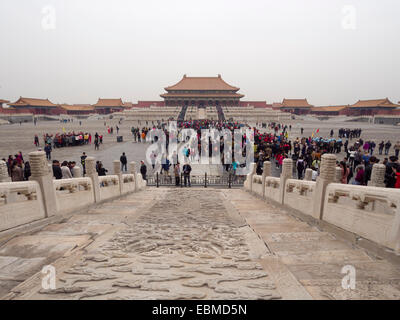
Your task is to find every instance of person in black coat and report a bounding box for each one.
[183,163,192,187]
[140,160,147,180]
[97,162,108,176]
[24,161,31,180]
[120,152,127,172]
[385,156,399,188]
[52,160,62,180]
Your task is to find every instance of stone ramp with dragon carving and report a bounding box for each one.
[5,188,282,300]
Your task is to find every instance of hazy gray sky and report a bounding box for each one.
[0,0,399,106]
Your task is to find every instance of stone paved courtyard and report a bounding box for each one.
[1,118,400,176]
[1,187,400,300]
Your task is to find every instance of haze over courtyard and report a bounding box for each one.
[0,0,399,106]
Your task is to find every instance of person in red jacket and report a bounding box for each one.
[393,167,400,189]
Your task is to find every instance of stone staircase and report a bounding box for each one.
[1,187,400,300]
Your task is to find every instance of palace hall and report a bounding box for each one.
[160,74,245,107]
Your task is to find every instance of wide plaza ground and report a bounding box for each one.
[0,117,399,176]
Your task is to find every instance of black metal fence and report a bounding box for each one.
[146,173,246,188]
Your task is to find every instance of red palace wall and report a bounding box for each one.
[0,107,66,115]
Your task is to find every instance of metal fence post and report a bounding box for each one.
[228,173,232,189]
[205,172,207,188]
[156,172,159,188]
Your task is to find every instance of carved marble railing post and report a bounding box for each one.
[304,168,313,181]
[72,166,82,178]
[0,160,10,182]
[130,161,138,191]
[86,157,100,202]
[29,151,57,217]
[262,161,271,198]
[312,153,336,220]
[279,158,293,204]
[368,164,386,187]
[335,166,342,183]
[113,160,123,194]
[247,162,257,192]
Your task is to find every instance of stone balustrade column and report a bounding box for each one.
[29,151,57,217]
[312,154,336,220]
[130,161,139,191]
[279,158,293,204]
[0,160,10,182]
[304,168,313,181]
[368,164,386,187]
[335,166,342,183]
[113,160,123,194]
[72,166,82,178]
[86,157,100,202]
[246,162,257,192]
[262,161,271,198]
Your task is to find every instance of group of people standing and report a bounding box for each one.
[2,152,31,182]
[51,160,79,180]
[39,132,93,148]
[338,128,362,139]
[131,127,150,142]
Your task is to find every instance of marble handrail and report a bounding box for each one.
[0,181,46,232]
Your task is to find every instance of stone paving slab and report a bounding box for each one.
[37,222,112,237]
[261,231,334,243]
[268,239,353,255]
[0,235,91,259]
[0,257,47,281]
[251,223,317,234]
[289,261,400,282]
[278,249,373,265]
[304,282,400,300]
[257,257,313,300]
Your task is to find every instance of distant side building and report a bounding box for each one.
[0,99,9,108]
[279,99,313,115]
[7,97,61,115]
[92,98,125,114]
[122,102,133,109]
[310,105,349,116]
[0,99,10,113]
[348,98,399,116]
[59,104,95,115]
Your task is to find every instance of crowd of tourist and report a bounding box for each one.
[40,132,93,148]
[3,120,400,189]
[253,124,400,189]
[128,120,400,189]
